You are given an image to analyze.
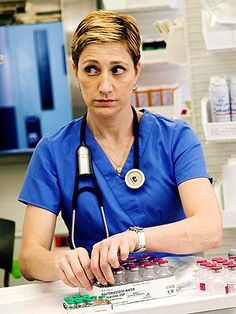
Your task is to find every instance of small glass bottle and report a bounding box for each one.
[209,266,228,295]
[126,265,142,283]
[225,263,236,294]
[153,258,161,277]
[112,267,126,285]
[138,261,146,277]
[142,262,157,281]
[158,260,172,278]
[141,254,152,262]
[196,262,209,294]
[127,256,139,264]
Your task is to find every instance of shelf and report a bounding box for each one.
[141,49,168,65]
[201,97,236,142]
[101,0,178,13]
[202,10,236,51]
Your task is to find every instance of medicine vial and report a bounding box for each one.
[196,262,209,294]
[141,254,152,262]
[138,261,146,277]
[228,249,236,258]
[209,266,228,295]
[209,76,231,122]
[142,262,157,281]
[153,258,161,277]
[126,265,142,283]
[230,77,236,121]
[225,264,236,293]
[112,267,126,285]
[157,260,172,278]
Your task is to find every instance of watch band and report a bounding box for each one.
[128,226,146,252]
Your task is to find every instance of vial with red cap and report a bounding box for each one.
[225,263,236,294]
[158,260,172,278]
[209,266,228,295]
[142,262,158,281]
[126,265,142,283]
[112,267,126,286]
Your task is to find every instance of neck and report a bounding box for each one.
[87,107,134,142]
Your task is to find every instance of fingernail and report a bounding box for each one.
[101,281,107,286]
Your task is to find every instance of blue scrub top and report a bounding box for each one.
[19,110,210,258]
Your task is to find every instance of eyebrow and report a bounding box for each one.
[82,59,129,66]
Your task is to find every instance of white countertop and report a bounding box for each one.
[0,280,236,314]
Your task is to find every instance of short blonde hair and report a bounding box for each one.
[72,10,141,69]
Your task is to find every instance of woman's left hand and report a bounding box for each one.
[90,230,137,285]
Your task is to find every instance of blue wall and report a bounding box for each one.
[0,22,72,151]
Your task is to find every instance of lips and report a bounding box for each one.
[96,99,115,102]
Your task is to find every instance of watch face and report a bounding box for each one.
[129,226,143,232]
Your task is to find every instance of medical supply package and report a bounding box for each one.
[80,275,176,305]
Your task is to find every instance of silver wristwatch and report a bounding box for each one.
[128,226,146,252]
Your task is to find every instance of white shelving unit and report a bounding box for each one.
[101,0,179,13]
[201,10,236,51]
[102,0,190,119]
[201,97,236,143]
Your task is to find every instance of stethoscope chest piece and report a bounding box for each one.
[125,168,145,189]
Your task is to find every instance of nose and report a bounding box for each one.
[98,72,113,95]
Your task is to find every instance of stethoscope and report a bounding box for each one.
[70,106,145,249]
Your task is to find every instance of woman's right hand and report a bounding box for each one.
[54,247,95,290]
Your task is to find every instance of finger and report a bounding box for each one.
[56,255,81,287]
[91,243,108,286]
[56,266,77,288]
[117,238,130,261]
[67,253,93,290]
[78,250,95,283]
[99,242,115,285]
[107,239,121,268]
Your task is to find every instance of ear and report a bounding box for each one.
[134,61,141,84]
[72,63,78,78]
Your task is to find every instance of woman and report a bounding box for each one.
[18,10,222,291]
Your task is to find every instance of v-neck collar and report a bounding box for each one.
[85,110,155,179]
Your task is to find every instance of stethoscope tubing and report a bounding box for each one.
[71,106,140,248]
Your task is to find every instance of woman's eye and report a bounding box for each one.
[111,66,126,75]
[84,66,99,75]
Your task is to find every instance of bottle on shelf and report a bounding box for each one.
[209,76,231,122]
[230,77,236,121]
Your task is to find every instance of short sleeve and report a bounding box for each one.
[18,136,62,215]
[171,121,211,185]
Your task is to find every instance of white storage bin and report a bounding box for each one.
[201,10,236,50]
[201,97,236,142]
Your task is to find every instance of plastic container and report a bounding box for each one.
[230,77,236,121]
[209,76,231,122]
